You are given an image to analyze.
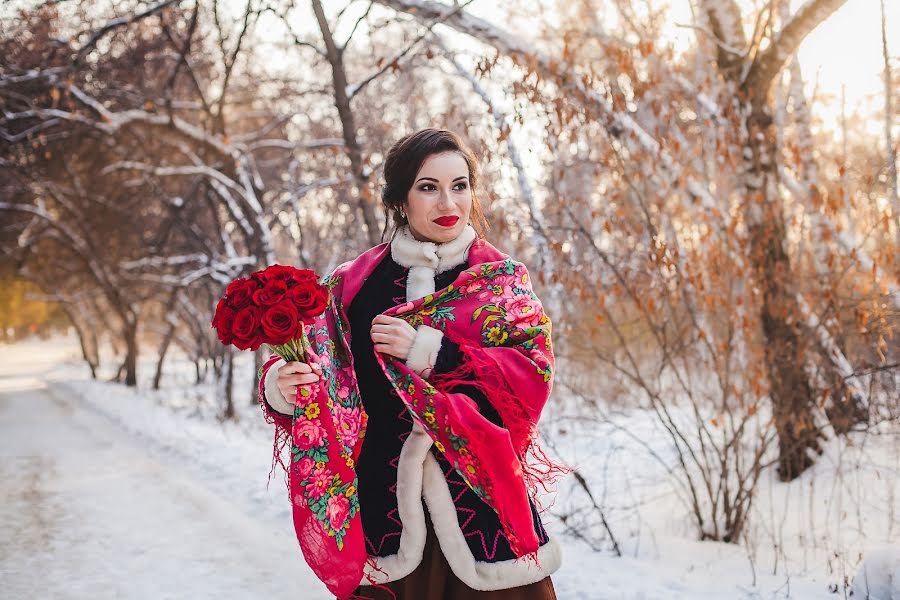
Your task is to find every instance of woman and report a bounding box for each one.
[258,128,561,600]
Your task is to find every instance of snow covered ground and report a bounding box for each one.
[0,339,328,600]
[1,334,897,599]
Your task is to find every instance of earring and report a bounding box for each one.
[399,208,406,219]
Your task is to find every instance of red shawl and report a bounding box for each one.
[257,238,562,599]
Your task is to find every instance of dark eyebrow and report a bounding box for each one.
[415,176,469,183]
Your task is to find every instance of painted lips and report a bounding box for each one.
[433,216,459,227]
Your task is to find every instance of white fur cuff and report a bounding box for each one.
[406,325,444,376]
[263,358,295,415]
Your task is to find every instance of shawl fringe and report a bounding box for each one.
[429,331,570,535]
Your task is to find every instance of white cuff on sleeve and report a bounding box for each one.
[406,325,444,377]
[263,358,294,415]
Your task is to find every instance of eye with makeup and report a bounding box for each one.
[418,182,468,192]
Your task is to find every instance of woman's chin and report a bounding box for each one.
[409,220,467,243]
[439,226,466,242]
[420,224,459,243]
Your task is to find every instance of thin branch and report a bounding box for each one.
[338,1,374,51]
[74,0,184,64]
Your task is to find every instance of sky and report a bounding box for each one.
[790,0,897,130]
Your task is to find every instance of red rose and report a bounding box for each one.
[261,303,300,345]
[289,269,319,288]
[225,277,248,296]
[252,265,318,290]
[252,280,288,306]
[248,266,273,286]
[290,284,329,322]
[231,305,263,351]
[211,297,237,344]
[264,265,297,281]
[226,279,258,309]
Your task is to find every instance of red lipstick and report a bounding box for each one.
[433,216,459,227]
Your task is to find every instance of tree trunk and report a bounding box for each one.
[113,360,126,383]
[311,0,381,247]
[76,326,98,380]
[123,314,138,387]
[153,291,179,390]
[61,305,99,379]
[153,323,175,390]
[217,347,236,420]
[743,105,824,480]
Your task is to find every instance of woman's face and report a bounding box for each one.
[404,151,472,243]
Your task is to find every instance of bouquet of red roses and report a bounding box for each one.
[211,264,328,362]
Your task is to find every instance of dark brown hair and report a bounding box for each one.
[380,128,489,241]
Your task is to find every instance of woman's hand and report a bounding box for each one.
[371,314,416,360]
[276,360,323,402]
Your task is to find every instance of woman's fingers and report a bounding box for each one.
[280,361,311,374]
[372,314,400,326]
[374,341,411,359]
[372,315,408,335]
[372,315,415,360]
[276,363,319,394]
[282,373,320,386]
[371,322,402,335]
[279,361,323,376]
[277,373,319,401]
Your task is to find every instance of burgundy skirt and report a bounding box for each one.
[344,511,557,600]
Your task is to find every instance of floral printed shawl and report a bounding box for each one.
[257,238,559,599]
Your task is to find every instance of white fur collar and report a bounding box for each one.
[390,224,477,274]
[390,225,477,302]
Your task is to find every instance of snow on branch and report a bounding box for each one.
[247,138,345,151]
[120,251,256,286]
[101,161,244,201]
[120,253,211,269]
[0,66,67,88]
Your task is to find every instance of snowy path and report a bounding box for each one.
[0,376,329,600]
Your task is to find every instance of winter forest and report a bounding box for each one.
[1,0,898,598]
